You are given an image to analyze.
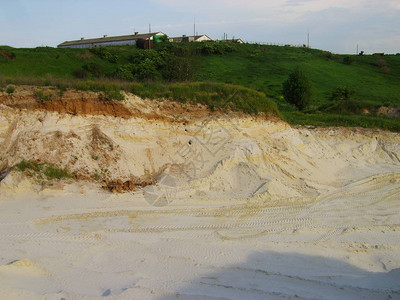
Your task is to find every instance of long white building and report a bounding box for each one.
[58,32,165,48]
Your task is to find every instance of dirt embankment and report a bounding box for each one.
[0,85,236,122]
[0,87,132,118]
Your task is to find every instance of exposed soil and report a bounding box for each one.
[377,106,400,118]
[0,85,275,124]
[0,87,132,118]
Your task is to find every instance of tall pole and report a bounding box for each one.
[194,16,196,37]
[307,31,310,48]
[149,24,151,33]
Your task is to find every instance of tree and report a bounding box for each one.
[282,67,312,110]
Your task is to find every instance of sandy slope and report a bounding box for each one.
[0,95,399,299]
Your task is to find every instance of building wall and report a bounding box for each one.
[59,33,163,48]
[59,39,137,48]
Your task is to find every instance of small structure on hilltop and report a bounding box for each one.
[215,38,244,44]
[226,38,244,44]
[58,32,166,49]
[169,34,213,43]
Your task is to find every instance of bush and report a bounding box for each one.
[197,43,235,55]
[329,86,354,102]
[375,59,390,74]
[73,68,89,79]
[35,89,55,102]
[162,55,192,81]
[0,49,16,60]
[83,62,104,78]
[134,59,161,81]
[127,50,164,81]
[282,67,312,110]
[343,56,354,65]
[114,64,135,81]
[6,85,15,94]
[89,47,118,63]
[103,88,124,101]
[100,84,124,101]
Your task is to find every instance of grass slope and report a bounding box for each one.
[1,43,399,131]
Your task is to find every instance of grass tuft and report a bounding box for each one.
[15,160,72,180]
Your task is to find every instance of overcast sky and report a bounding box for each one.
[0,0,399,54]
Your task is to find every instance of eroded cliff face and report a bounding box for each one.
[0,87,399,201]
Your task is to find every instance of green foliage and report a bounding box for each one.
[162,55,192,81]
[134,58,161,81]
[329,86,354,102]
[282,67,312,110]
[6,85,15,94]
[128,50,164,66]
[114,64,135,80]
[1,43,400,131]
[129,81,281,117]
[43,164,71,179]
[375,59,390,74]
[15,160,72,180]
[321,86,365,114]
[83,62,104,78]
[0,76,6,88]
[343,56,354,65]
[198,42,235,55]
[102,86,124,101]
[320,99,365,114]
[128,50,164,81]
[35,89,55,102]
[284,111,400,132]
[15,160,41,172]
[89,47,118,63]
[73,68,89,79]
[0,49,16,60]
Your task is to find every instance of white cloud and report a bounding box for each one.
[390,0,400,9]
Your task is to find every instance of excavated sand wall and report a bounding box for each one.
[1,98,399,201]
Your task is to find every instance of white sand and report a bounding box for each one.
[0,101,399,299]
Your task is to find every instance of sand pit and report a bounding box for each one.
[0,98,399,299]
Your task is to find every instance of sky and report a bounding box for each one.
[0,0,399,54]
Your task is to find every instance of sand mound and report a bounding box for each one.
[0,258,51,276]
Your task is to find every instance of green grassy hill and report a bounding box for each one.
[1,43,399,130]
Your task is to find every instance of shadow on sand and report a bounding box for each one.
[157,249,400,300]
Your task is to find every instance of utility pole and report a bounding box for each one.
[194,16,196,37]
[307,31,310,48]
[149,24,151,33]
[357,44,359,54]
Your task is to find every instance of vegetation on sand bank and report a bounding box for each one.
[15,160,72,180]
